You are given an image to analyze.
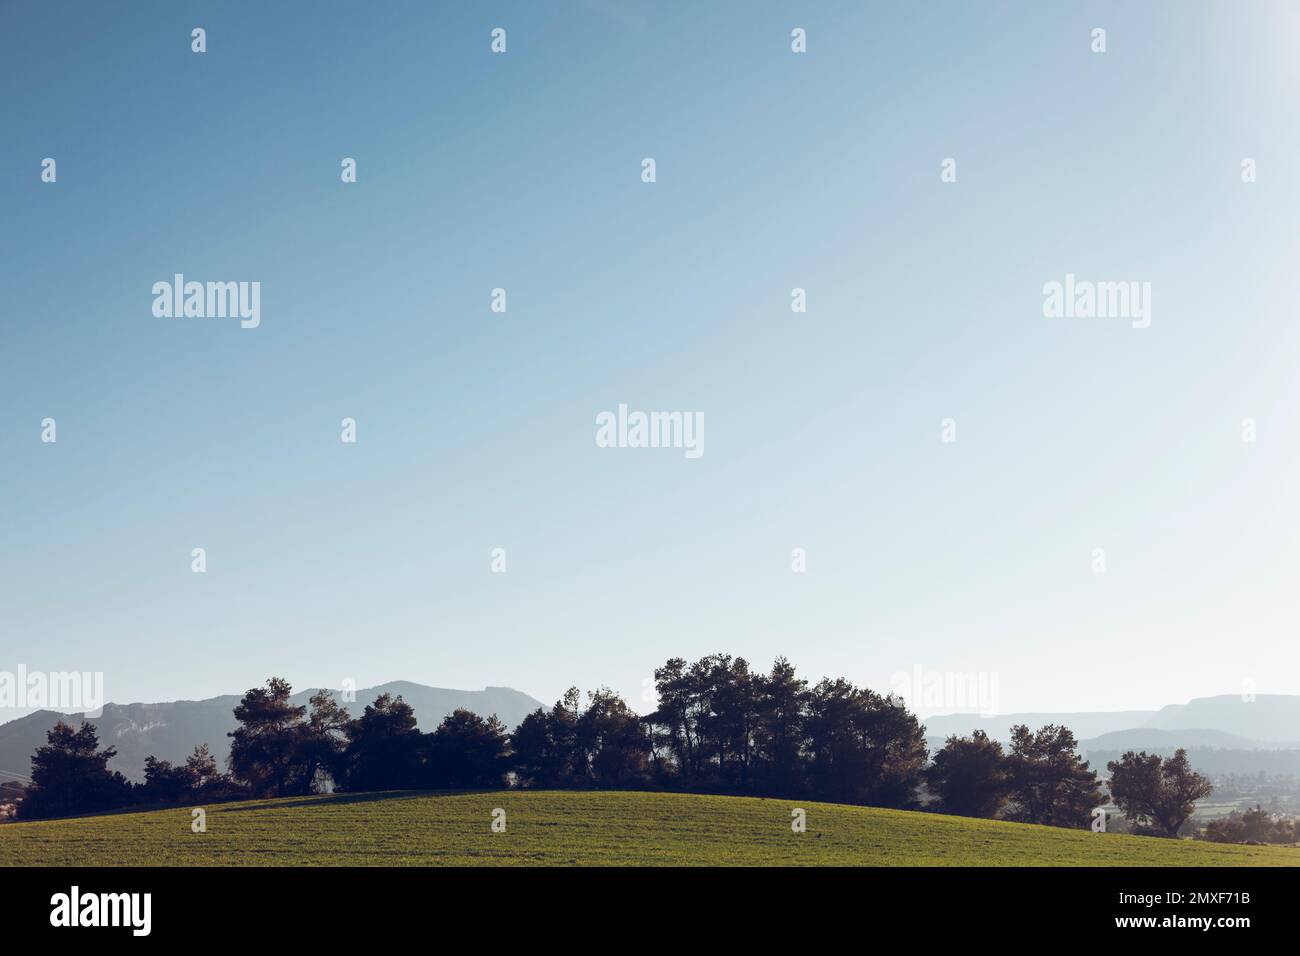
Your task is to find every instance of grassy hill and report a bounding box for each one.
[1,790,1297,866]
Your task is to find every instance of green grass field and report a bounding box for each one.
[2,790,1296,866]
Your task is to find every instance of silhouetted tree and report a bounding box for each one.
[860,691,930,807]
[339,693,422,791]
[295,689,351,790]
[1200,805,1295,844]
[142,755,193,803]
[805,679,928,807]
[753,657,809,795]
[228,677,314,797]
[426,709,510,788]
[648,658,703,784]
[139,743,234,804]
[511,710,563,788]
[926,731,1009,818]
[1108,748,1213,837]
[511,689,589,788]
[576,688,651,787]
[700,655,762,788]
[184,744,221,792]
[1005,724,1103,828]
[18,721,133,819]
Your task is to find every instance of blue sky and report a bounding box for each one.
[3,1,1299,723]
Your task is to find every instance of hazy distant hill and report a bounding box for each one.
[920,695,1300,779]
[0,682,545,783]
[1081,746,1300,778]
[1079,728,1284,752]
[1141,695,1300,742]
[1076,728,1300,776]
[922,695,1300,746]
[921,710,1156,742]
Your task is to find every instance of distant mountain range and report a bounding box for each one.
[921,695,1300,748]
[0,681,545,783]
[1080,728,1271,751]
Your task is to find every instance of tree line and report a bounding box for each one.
[1200,805,1298,844]
[12,653,1217,839]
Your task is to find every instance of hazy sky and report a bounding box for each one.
[3,1,1299,723]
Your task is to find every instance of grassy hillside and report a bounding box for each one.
[2,790,1297,866]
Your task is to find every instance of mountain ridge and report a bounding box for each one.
[0,681,546,783]
[921,694,1300,744]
